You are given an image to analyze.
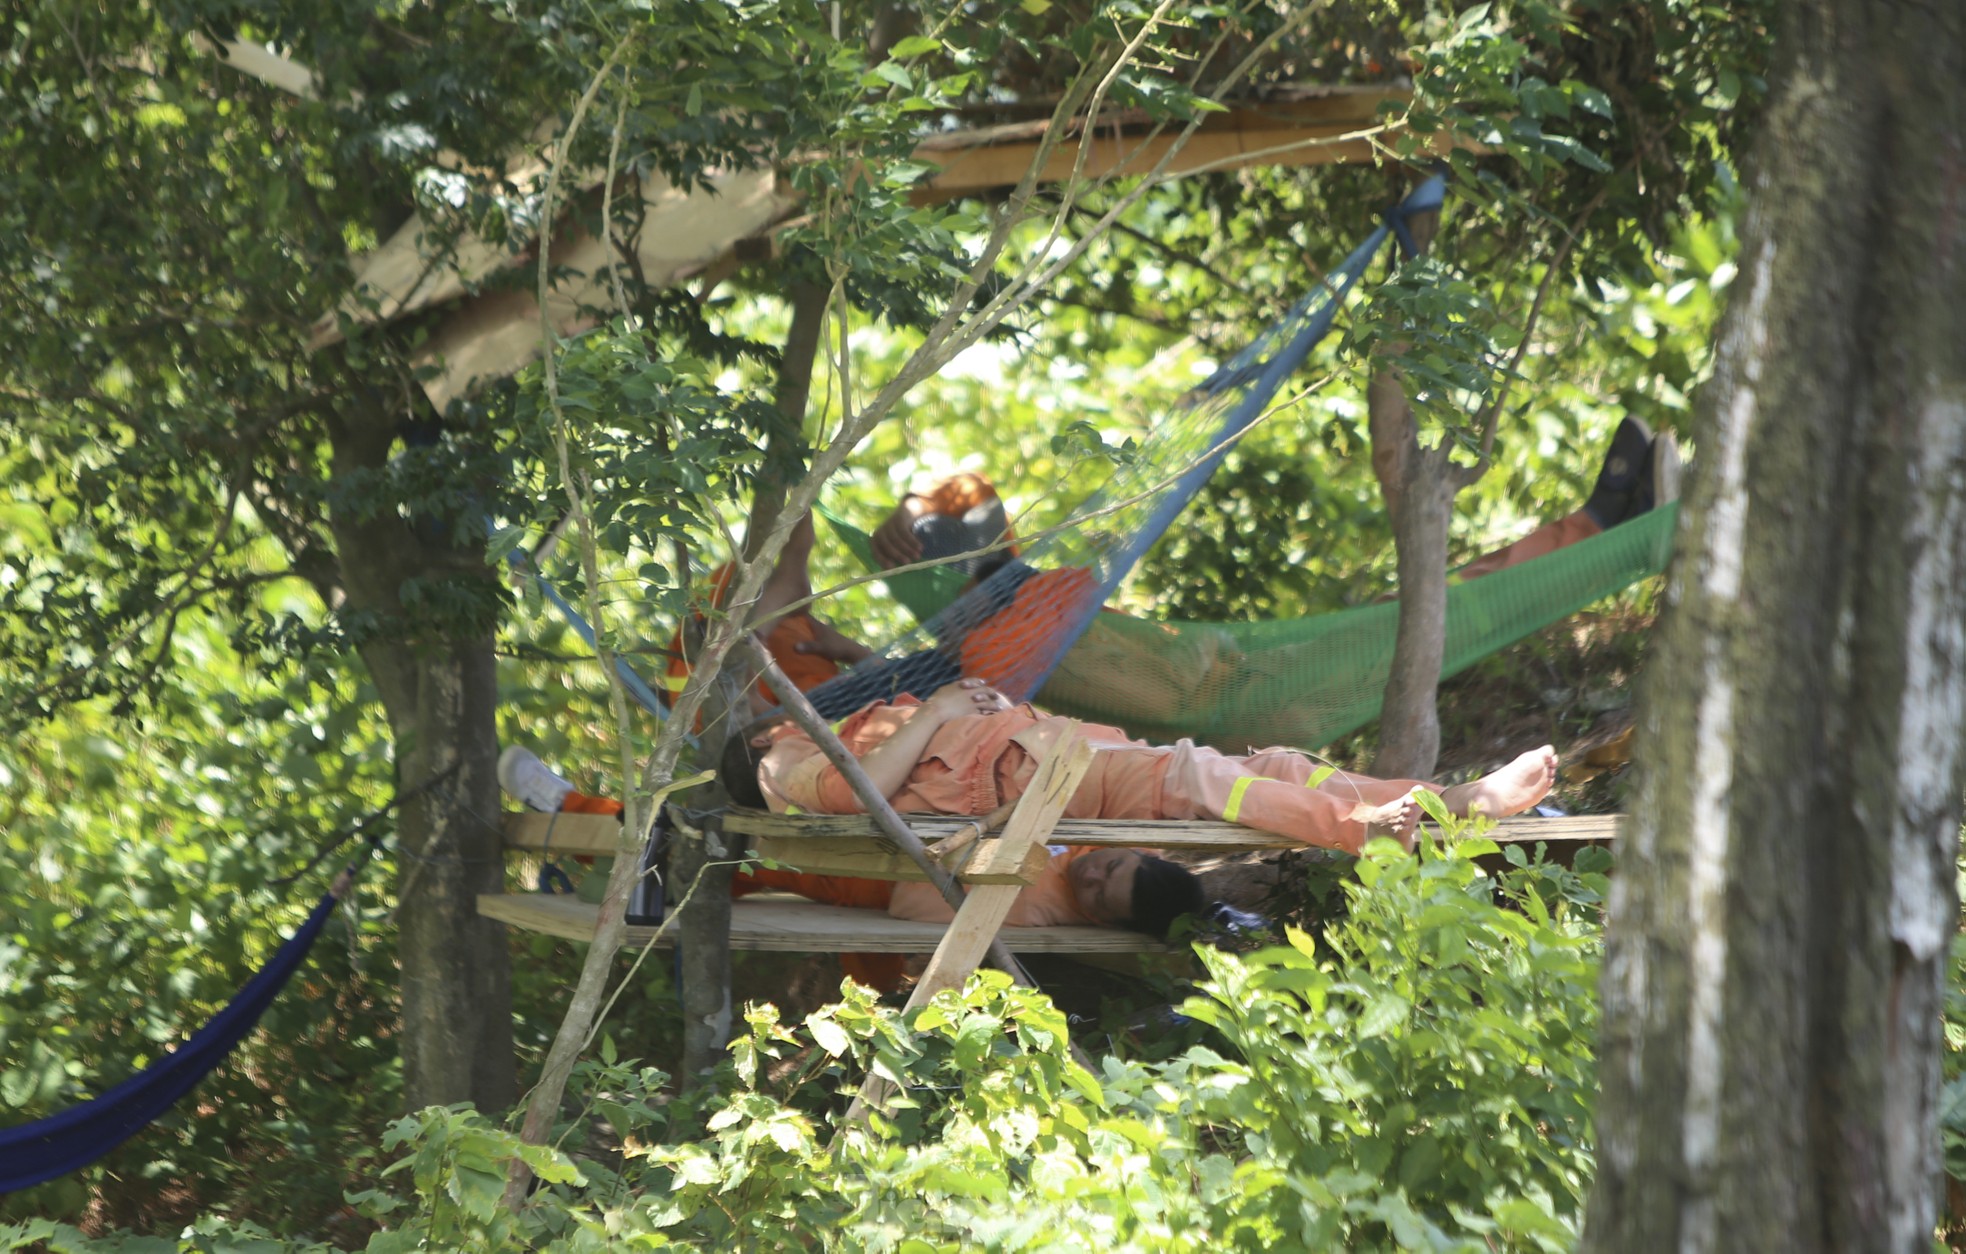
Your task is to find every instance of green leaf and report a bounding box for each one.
[1356,993,1411,1039]
[807,1013,851,1058]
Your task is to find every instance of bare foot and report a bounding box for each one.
[1442,746,1559,819]
[1351,788,1422,848]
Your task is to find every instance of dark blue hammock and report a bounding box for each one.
[0,891,338,1194]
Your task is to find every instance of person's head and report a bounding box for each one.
[1067,848,1205,939]
[719,716,789,810]
[914,498,1013,581]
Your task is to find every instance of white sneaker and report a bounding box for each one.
[498,746,574,813]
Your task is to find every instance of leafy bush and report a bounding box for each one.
[6,834,1603,1252]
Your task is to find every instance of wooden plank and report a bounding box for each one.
[908,87,1440,201]
[497,812,1053,883]
[476,892,1170,954]
[504,809,1621,869]
[505,811,630,856]
[751,833,1050,886]
[721,809,1623,850]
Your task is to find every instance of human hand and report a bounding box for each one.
[795,617,874,664]
[924,677,1012,722]
[870,496,929,569]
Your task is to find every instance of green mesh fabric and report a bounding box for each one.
[819,503,970,624]
[822,502,1675,750]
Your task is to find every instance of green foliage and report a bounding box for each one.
[0,0,1773,1240]
[23,837,1602,1251]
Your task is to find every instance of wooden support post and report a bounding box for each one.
[903,734,1094,1010]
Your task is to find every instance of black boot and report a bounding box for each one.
[1582,416,1654,529]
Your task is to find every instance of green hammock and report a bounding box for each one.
[823,502,1676,750]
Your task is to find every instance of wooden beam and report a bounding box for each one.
[902,733,1096,1007]
[721,809,1623,850]
[504,809,1621,866]
[476,892,1169,953]
[750,833,1050,885]
[908,87,1455,203]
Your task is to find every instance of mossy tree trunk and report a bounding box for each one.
[1584,3,1965,1250]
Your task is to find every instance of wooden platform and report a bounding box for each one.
[486,806,1619,952]
[508,809,1622,860]
[478,892,1173,953]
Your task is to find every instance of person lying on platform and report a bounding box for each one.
[496,736,1209,945]
[732,678,1559,858]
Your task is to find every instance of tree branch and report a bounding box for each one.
[743,635,1038,988]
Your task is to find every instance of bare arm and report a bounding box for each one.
[768,680,1012,810]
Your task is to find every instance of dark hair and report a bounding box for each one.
[1126,856,1206,939]
[720,732,770,810]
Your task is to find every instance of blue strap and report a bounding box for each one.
[507,551,671,721]
[1384,173,1446,261]
[0,893,340,1194]
[1017,175,1449,701]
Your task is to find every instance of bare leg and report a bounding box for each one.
[1438,746,1559,819]
[1456,511,1603,580]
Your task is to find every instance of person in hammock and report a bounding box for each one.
[658,416,1679,722]
[657,509,875,718]
[812,415,1681,720]
[496,719,1209,993]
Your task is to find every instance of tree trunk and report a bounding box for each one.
[390,645,515,1112]
[673,662,742,1085]
[1372,424,1454,780]
[1583,4,1965,1251]
[1367,203,1451,781]
[324,402,515,1114]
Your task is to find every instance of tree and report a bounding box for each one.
[1583,2,1965,1248]
[2,0,1314,1129]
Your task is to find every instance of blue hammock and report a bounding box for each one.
[0,891,338,1194]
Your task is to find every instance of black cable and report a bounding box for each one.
[268,761,464,891]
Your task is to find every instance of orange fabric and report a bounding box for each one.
[761,701,1418,854]
[661,563,841,710]
[559,792,626,816]
[1455,509,1603,580]
[731,864,896,911]
[958,567,1100,692]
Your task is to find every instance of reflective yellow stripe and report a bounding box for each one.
[1222,776,1257,825]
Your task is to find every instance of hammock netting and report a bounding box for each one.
[798,173,1674,748]
[826,502,1675,750]
[798,179,1443,730]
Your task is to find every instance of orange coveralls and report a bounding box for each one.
[760,695,1441,857]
